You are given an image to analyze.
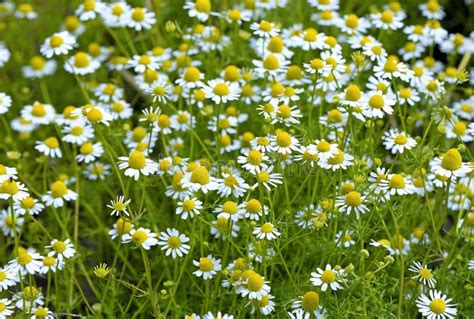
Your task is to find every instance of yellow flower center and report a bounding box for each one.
[44,137,59,148]
[389,174,405,189]
[317,141,330,152]
[1,180,19,195]
[453,121,466,136]
[132,7,145,22]
[224,65,240,82]
[310,58,324,70]
[301,291,320,311]
[73,52,90,68]
[167,236,181,248]
[53,240,67,253]
[259,21,272,32]
[199,257,213,272]
[247,199,262,214]
[328,109,343,123]
[32,103,46,117]
[369,94,384,109]
[21,197,35,209]
[222,201,238,214]
[132,230,148,245]
[304,28,318,42]
[35,307,49,317]
[128,151,146,170]
[0,271,6,282]
[260,223,274,233]
[327,150,344,165]
[50,35,64,48]
[278,105,292,119]
[30,56,46,70]
[139,55,151,65]
[441,148,462,171]
[384,60,398,73]
[247,150,263,165]
[182,199,195,211]
[111,4,125,16]
[345,84,361,101]
[190,166,210,185]
[429,298,446,314]
[51,181,68,198]
[394,135,408,145]
[276,131,291,147]
[419,267,432,279]
[381,10,394,23]
[19,4,33,13]
[257,171,270,182]
[18,253,33,265]
[80,142,94,155]
[345,191,362,207]
[116,218,132,234]
[228,9,241,21]
[247,273,264,291]
[263,55,280,70]
[267,36,283,53]
[345,14,359,29]
[195,0,211,12]
[321,269,336,283]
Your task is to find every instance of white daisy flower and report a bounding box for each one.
[193,255,221,280]
[382,129,417,154]
[310,264,345,291]
[40,31,76,58]
[130,227,158,250]
[176,197,203,219]
[409,262,436,288]
[42,181,78,208]
[253,222,280,240]
[118,151,159,181]
[416,290,456,319]
[157,228,190,259]
[46,239,76,261]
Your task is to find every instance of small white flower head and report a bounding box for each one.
[202,79,241,104]
[42,180,78,208]
[107,195,131,216]
[47,239,76,261]
[253,222,280,240]
[430,148,472,179]
[64,52,100,75]
[193,255,222,280]
[157,228,190,259]
[130,227,158,250]
[416,290,457,319]
[40,31,76,58]
[409,262,436,288]
[310,264,345,291]
[176,197,203,219]
[382,129,417,154]
[118,151,158,181]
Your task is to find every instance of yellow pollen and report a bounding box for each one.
[128,151,146,170]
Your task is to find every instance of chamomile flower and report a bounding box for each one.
[336,230,356,248]
[383,173,415,196]
[430,148,472,178]
[47,239,76,260]
[0,298,14,317]
[193,255,222,280]
[8,248,43,275]
[362,91,395,118]
[216,172,250,198]
[22,56,57,78]
[335,191,369,218]
[77,142,104,163]
[64,52,100,75]
[42,181,78,208]
[35,137,62,158]
[409,262,436,288]
[22,101,56,125]
[13,196,44,216]
[184,0,214,22]
[241,199,268,221]
[31,306,54,319]
[125,7,156,31]
[250,20,280,38]
[15,3,38,19]
[319,149,354,171]
[310,264,345,291]
[107,196,131,216]
[0,92,12,114]
[202,79,241,104]
[292,291,326,318]
[130,228,158,250]
[182,165,218,193]
[40,31,75,58]
[419,0,445,20]
[271,131,300,155]
[308,139,339,161]
[157,228,190,259]
[0,209,24,237]
[0,267,17,291]
[40,255,64,274]
[118,151,159,181]
[252,165,283,191]
[253,223,280,240]
[176,197,203,219]
[101,2,131,27]
[371,10,403,30]
[238,149,269,174]
[109,218,134,242]
[382,129,417,154]
[416,290,456,319]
